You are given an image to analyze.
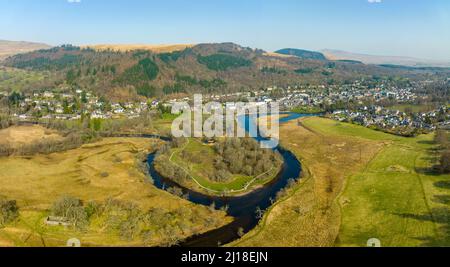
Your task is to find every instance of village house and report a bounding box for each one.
[45,216,72,227]
[43,91,55,98]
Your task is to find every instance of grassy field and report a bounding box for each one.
[0,125,62,148]
[170,138,281,195]
[233,117,449,247]
[0,137,230,247]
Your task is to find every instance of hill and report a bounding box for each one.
[275,48,326,61]
[2,42,448,101]
[0,40,51,61]
[322,49,450,68]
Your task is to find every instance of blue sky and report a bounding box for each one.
[1,0,450,60]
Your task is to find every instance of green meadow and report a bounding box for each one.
[234,117,449,247]
[304,118,449,246]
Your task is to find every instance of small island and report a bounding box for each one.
[154,137,284,196]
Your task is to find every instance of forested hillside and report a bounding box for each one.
[3,42,449,101]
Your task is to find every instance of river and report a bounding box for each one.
[147,113,316,247]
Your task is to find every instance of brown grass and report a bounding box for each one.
[263,52,295,58]
[0,137,230,247]
[84,44,194,53]
[0,125,63,148]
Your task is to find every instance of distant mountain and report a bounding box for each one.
[275,48,327,61]
[321,49,450,68]
[0,40,51,61]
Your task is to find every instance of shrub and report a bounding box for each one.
[439,150,450,174]
[0,197,19,227]
[51,196,88,229]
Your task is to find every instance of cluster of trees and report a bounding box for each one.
[134,150,155,184]
[166,186,189,200]
[174,74,227,91]
[0,197,19,227]
[261,66,288,75]
[114,58,160,98]
[115,58,159,84]
[99,112,154,135]
[153,138,190,184]
[435,129,450,174]
[44,111,154,136]
[154,153,189,185]
[0,114,12,129]
[158,50,186,63]
[415,80,450,104]
[162,74,228,95]
[6,91,25,107]
[12,54,83,70]
[197,54,252,71]
[295,68,314,74]
[210,138,282,182]
[51,196,89,229]
[50,196,223,246]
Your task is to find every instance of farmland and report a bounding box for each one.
[233,117,449,247]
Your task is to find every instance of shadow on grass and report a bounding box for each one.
[395,207,450,246]
[415,166,442,176]
[417,140,436,145]
[432,195,450,205]
[434,181,450,190]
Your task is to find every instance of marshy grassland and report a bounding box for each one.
[0,136,230,247]
[0,125,63,148]
[233,117,449,247]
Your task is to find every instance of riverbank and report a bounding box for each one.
[148,144,302,247]
[231,117,385,246]
[232,117,449,247]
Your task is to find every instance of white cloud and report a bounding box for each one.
[368,0,382,3]
[67,0,81,3]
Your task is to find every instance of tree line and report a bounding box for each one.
[435,129,450,174]
[49,195,225,246]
